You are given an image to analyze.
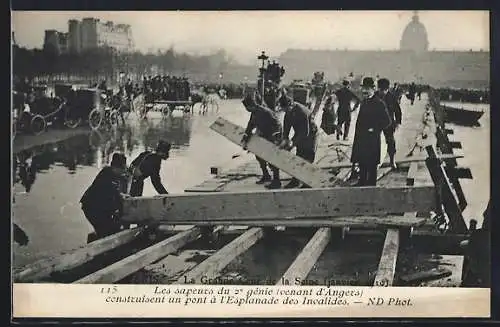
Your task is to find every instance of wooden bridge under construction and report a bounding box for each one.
[13,87,476,288]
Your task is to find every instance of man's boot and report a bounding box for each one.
[256,174,271,184]
[265,179,282,189]
[389,154,397,170]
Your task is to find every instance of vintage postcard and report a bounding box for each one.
[11,10,490,319]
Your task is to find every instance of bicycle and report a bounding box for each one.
[88,96,120,130]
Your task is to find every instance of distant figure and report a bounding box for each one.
[407,82,417,105]
[80,153,127,240]
[320,95,337,136]
[351,77,391,186]
[334,80,360,141]
[128,140,171,196]
[241,93,282,189]
[391,83,403,104]
[98,80,107,92]
[279,94,318,189]
[376,78,402,169]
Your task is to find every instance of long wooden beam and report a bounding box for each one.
[320,154,464,170]
[157,216,426,228]
[276,228,331,286]
[373,153,424,287]
[13,227,146,283]
[210,117,339,188]
[174,227,264,284]
[424,145,468,233]
[373,229,400,286]
[75,227,201,284]
[121,186,437,223]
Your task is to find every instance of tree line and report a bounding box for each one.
[12,45,233,83]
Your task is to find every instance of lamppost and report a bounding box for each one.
[258,51,268,100]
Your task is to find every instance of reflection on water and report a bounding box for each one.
[12,104,246,268]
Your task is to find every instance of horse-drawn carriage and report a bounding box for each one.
[12,85,67,136]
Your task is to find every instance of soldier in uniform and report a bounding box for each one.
[334,80,361,141]
[278,95,318,189]
[80,153,127,240]
[128,140,171,196]
[241,94,282,189]
[351,77,391,186]
[376,78,402,169]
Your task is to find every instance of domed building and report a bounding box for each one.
[400,12,429,53]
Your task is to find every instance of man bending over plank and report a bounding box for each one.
[241,93,283,189]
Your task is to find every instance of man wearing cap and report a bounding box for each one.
[241,93,282,189]
[80,152,128,240]
[377,78,402,169]
[278,94,318,188]
[351,77,392,186]
[334,80,361,141]
[128,140,171,196]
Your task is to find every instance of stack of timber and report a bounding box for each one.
[13,89,472,287]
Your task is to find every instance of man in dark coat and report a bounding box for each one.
[334,80,360,141]
[351,77,391,186]
[377,78,402,169]
[128,140,171,196]
[80,153,127,240]
[278,94,318,188]
[407,82,417,105]
[241,94,282,189]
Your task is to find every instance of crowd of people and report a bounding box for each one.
[142,75,191,103]
[241,75,406,189]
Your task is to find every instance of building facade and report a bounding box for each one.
[43,30,69,54]
[278,13,489,89]
[43,17,134,54]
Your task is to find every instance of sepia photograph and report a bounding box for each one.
[11,10,490,318]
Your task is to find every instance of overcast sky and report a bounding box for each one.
[11,10,489,64]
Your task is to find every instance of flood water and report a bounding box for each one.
[12,100,252,268]
[12,98,490,269]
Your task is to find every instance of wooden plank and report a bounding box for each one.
[13,227,146,283]
[406,162,419,186]
[155,216,426,228]
[209,117,339,188]
[421,255,464,287]
[319,154,464,170]
[174,227,264,284]
[373,229,400,287]
[400,268,453,285]
[276,228,331,285]
[424,145,468,233]
[121,186,437,223]
[74,227,201,284]
[449,141,463,149]
[447,166,473,180]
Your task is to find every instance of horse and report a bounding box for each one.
[191,90,220,115]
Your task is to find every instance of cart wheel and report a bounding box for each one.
[89,108,103,130]
[64,109,81,129]
[30,115,46,135]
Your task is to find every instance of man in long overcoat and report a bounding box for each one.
[351,77,391,186]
